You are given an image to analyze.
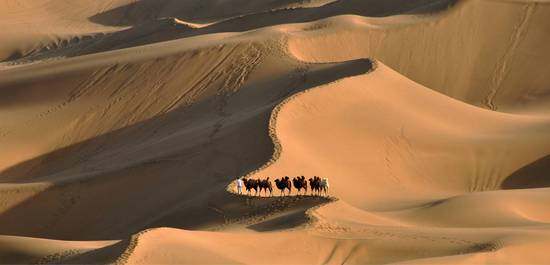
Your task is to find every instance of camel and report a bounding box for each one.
[242,178,259,196]
[299,176,308,195]
[275,176,292,196]
[259,177,273,196]
[320,178,329,196]
[308,176,322,196]
[292,176,308,195]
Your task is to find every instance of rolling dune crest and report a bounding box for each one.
[0,0,549,264]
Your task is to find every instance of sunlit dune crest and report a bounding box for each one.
[1,0,550,264]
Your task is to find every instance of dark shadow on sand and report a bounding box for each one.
[0,59,373,240]
[501,155,550,190]
[7,1,456,63]
[89,0,458,27]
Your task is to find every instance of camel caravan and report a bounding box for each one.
[235,176,329,197]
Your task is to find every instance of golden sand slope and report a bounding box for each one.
[4,0,550,113]
[288,1,550,112]
[1,0,550,264]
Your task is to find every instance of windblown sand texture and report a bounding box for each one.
[1,0,550,264]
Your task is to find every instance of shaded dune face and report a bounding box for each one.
[0,0,550,264]
[87,0,456,26]
[502,154,550,190]
[4,0,550,113]
[0,38,374,240]
[0,0,457,65]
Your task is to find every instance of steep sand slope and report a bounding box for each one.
[288,0,550,112]
[5,1,550,113]
[0,0,549,264]
[240,62,550,263]
[1,0,454,63]
[0,27,376,240]
[254,63,550,209]
[102,61,550,264]
[4,57,549,263]
[112,61,550,264]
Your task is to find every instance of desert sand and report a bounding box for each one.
[1,0,550,264]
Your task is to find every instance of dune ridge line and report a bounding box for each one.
[225,59,377,200]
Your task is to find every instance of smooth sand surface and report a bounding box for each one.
[1,0,550,264]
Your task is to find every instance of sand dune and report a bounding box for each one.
[0,235,119,264]
[1,0,549,264]
[288,1,550,112]
[5,0,550,111]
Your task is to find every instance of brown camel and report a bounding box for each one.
[243,178,259,196]
[259,177,273,196]
[292,176,308,195]
[275,176,292,196]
